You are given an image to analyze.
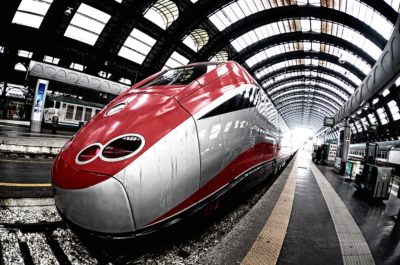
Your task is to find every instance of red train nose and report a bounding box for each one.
[52,156,111,190]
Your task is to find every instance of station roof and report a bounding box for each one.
[1,0,399,131]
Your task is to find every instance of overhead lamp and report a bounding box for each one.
[64,7,74,16]
[338,54,346,64]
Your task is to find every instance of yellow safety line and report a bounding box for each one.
[241,156,299,265]
[0,182,52,187]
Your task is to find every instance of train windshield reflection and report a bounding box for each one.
[141,63,220,87]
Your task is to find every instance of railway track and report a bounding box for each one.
[0,161,287,265]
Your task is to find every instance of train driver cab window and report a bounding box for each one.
[140,63,221,87]
[95,109,100,115]
[55,101,61,109]
[66,105,74,120]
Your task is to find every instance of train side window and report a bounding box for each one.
[95,109,100,115]
[66,105,75,120]
[62,103,67,110]
[75,106,83,121]
[84,108,92,121]
[55,101,61,109]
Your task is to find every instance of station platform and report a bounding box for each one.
[0,119,68,197]
[201,151,400,265]
[0,119,71,156]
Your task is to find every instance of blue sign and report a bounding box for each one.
[31,79,48,122]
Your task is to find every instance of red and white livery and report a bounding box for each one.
[52,61,294,237]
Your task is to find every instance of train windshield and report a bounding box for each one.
[140,64,220,88]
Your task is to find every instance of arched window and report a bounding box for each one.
[183,29,209,52]
[144,0,179,29]
[14,63,27,72]
[210,51,228,62]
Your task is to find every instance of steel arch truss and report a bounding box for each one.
[232,32,376,67]
[270,87,345,107]
[267,76,350,100]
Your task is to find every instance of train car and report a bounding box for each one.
[43,95,104,130]
[52,61,294,238]
[349,140,400,175]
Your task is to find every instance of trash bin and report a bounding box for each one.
[345,160,361,181]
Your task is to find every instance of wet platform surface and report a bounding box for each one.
[0,119,73,139]
[203,151,400,265]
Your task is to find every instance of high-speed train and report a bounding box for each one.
[52,61,295,238]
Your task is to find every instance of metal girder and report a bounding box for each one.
[271,88,345,106]
[195,6,387,62]
[282,109,326,120]
[267,76,351,98]
[335,16,400,124]
[250,51,366,81]
[277,98,338,114]
[275,94,341,113]
[285,114,324,126]
[233,32,376,67]
[274,95,341,110]
[285,115,323,128]
[286,117,323,128]
[280,102,333,115]
[269,85,347,103]
[280,106,333,119]
[259,65,358,90]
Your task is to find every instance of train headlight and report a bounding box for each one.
[76,144,101,164]
[101,134,145,161]
[106,102,127,116]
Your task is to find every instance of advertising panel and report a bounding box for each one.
[30,79,49,132]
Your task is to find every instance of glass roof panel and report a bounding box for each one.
[275,94,340,109]
[210,0,394,40]
[231,18,382,61]
[12,0,53,29]
[210,51,229,62]
[64,3,111,46]
[276,90,344,106]
[278,98,338,113]
[118,28,157,64]
[164,52,190,69]
[256,59,358,92]
[262,70,355,95]
[144,0,179,29]
[268,80,349,101]
[183,29,209,52]
[245,41,371,76]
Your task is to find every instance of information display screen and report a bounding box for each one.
[324,117,335,126]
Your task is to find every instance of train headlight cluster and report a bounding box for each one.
[76,144,101,164]
[75,134,145,164]
[102,135,144,161]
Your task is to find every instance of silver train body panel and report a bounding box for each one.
[114,117,201,229]
[54,177,135,233]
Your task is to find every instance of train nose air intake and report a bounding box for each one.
[101,134,145,161]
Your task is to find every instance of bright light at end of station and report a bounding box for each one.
[291,128,314,150]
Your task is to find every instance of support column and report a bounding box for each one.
[340,118,351,175]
